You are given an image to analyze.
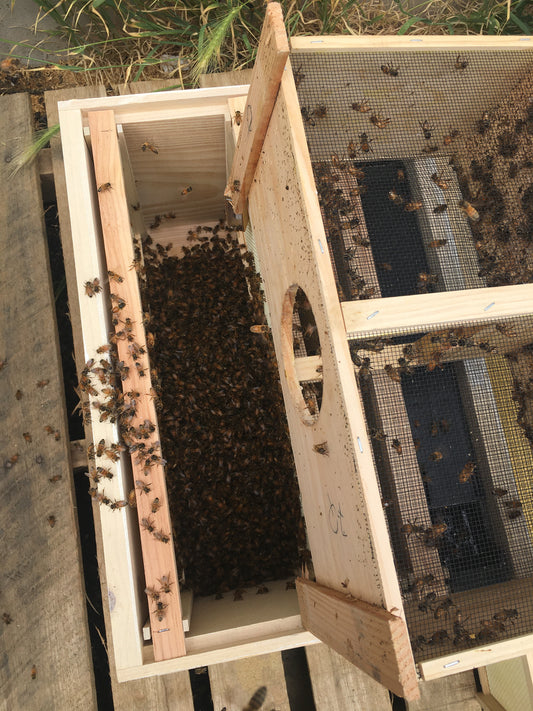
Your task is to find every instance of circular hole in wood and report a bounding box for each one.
[281,285,322,425]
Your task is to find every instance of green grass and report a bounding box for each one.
[1,0,531,87]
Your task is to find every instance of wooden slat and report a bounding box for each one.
[200,69,253,88]
[225,1,289,215]
[297,579,419,701]
[0,92,97,711]
[88,109,185,661]
[115,79,183,95]
[306,644,393,710]
[342,284,533,337]
[406,672,482,711]
[290,35,533,51]
[209,653,290,711]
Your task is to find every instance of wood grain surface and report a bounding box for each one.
[0,92,97,711]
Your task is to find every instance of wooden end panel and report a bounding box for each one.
[225,1,289,215]
[296,578,419,701]
[88,109,186,661]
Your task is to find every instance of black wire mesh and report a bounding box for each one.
[347,314,533,661]
[294,50,533,299]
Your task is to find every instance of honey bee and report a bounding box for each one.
[127,489,137,508]
[243,686,267,711]
[110,499,128,510]
[433,597,455,619]
[294,64,305,88]
[370,113,391,129]
[150,214,162,229]
[428,629,449,644]
[154,529,170,543]
[135,479,152,495]
[23,432,32,442]
[181,186,193,195]
[384,364,401,382]
[15,389,23,400]
[430,450,443,461]
[97,182,112,193]
[404,201,422,212]
[459,200,479,222]
[141,142,159,154]
[145,585,160,601]
[358,133,373,153]
[313,442,329,456]
[348,166,366,181]
[301,106,315,126]
[44,425,55,436]
[419,120,433,140]
[250,324,270,334]
[381,63,399,77]
[504,499,523,510]
[397,168,405,182]
[392,438,402,455]
[388,189,404,206]
[508,509,523,520]
[440,418,450,432]
[422,522,447,546]
[47,515,56,528]
[369,427,387,441]
[491,487,508,497]
[150,497,162,513]
[49,474,62,483]
[36,379,49,388]
[431,173,450,190]
[84,278,102,297]
[232,179,240,193]
[495,323,517,337]
[433,204,448,213]
[232,110,242,126]
[256,585,269,594]
[153,600,168,621]
[455,55,468,70]
[443,129,460,145]
[31,665,37,680]
[479,111,491,131]
[141,516,156,533]
[349,185,367,197]
[2,612,12,625]
[107,270,124,283]
[493,608,518,623]
[378,262,392,271]
[430,421,439,437]
[351,98,371,112]
[158,574,173,594]
[422,144,439,154]
[313,104,327,119]
[428,239,447,248]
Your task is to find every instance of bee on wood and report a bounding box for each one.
[150,215,162,230]
[458,200,479,222]
[36,379,49,388]
[135,480,152,495]
[110,499,128,511]
[404,201,423,212]
[49,474,62,483]
[431,173,450,190]
[388,189,404,206]
[15,389,23,400]
[428,239,447,248]
[401,520,424,538]
[370,113,390,129]
[385,364,401,383]
[127,490,137,508]
[84,278,102,297]
[0,360,7,371]
[455,55,468,70]
[158,575,173,594]
[44,425,55,436]
[381,62,399,77]
[392,438,402,455]
[313,442,329,455]
[31,665,37,680]
[141,142,158,154]
[141,516,156,533]
[243,686,267,711]
[233,110,242,126]
[433,204,448,213]
[256,585,269,594]
[2,612,12,625]
[153,600,168,621]
[358,132,373,153]
[97,182,112,193]
[95,439,106,457]
[181,185,193,195]
[430,450,443,462]
[154,529,170,543]
[107,270,123,284]
[419,120,433,140]
[145,585,160,601]
[47,515,56,528]
[96,466,113,480]
[23,432,32,442]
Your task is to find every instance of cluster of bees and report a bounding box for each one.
[79,265,171,547]
[138,225,305,595]
[411,595,519,655]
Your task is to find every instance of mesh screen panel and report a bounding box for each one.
[294,50,533,299]
[344,314,533,661]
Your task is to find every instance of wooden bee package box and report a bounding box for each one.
[60,1,533,700]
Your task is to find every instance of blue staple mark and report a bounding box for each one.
[483,302,495,311]
[367,310,379,320]
[443,660,460,669]
[357,437,363,453]
[318,239,324,253]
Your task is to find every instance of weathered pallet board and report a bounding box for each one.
[0,92,97,711]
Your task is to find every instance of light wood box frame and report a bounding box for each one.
[58,29,533,699]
